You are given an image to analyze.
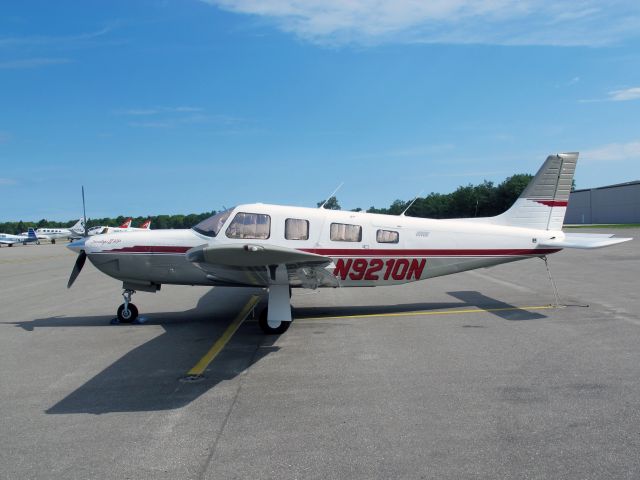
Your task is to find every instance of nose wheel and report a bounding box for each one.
[116,289,139,323]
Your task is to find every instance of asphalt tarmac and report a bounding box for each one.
[1,229,639,479]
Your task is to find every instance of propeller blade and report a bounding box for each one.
[82,186,88,237]
[67,251,87,288]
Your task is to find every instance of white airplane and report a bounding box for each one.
[0,228,39,247]
[87,218,151,236]
[67,153,631,333]
[36,219,86,244]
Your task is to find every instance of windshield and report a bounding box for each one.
[192,208,234,237]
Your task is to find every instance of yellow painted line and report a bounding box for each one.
[299,305,557,321]
[186,295,260,377]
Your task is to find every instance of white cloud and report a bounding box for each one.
[125,109,244,129]
[0,58,72,69]
[117,106,204,116]
[203,0,640,46]
[608,87,640,101]
[128,121,173,128]
[0,25,116,49]
[582,141,640,162]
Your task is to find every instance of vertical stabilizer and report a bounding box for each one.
[119,218,132,228]
[494,152,578,230]
[70,218,86,234]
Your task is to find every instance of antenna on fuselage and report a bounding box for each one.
[399,190,423,216]
[319,183,344,209]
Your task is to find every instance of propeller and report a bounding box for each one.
[67,250,86,288]
[82,185,88,237]
[67,186,89,288]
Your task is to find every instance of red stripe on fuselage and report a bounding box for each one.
[101,245,191,254]
[94,246,561,256]
[531,199,568,207]
[302,248,560,257]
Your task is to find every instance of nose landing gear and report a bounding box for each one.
[116,289,139,323]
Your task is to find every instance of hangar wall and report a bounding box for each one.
[565,181,640,224]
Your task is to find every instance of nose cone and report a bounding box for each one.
[67,237,86,253]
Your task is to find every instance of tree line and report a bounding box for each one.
[320,173,535,218]
[1,173,537,234]
[0,212,216,235]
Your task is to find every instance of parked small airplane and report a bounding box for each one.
[87,218,151,236]
[36,219,86,244]
[67,153,631,333]
[0,228,39,247]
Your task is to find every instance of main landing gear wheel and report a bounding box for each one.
[117,303,138,323]
[116,288,138,323]
[258,307,291,335]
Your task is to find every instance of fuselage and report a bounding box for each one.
[36,227,75,240]
[0,232,36,245]
[72,203,562,289]
[88,225,149,236]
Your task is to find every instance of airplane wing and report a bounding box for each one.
[186,243,338,288]
[538,233,632,249]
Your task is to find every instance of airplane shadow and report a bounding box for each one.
[447,291,547,321]
[295,290,548,322]
[14,289,546,415]
[14,288,276,415]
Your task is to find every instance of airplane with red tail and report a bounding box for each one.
[67,153,631,333]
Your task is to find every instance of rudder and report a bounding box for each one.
[494,152,578,230]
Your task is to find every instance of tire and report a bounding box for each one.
[51,239,56,244]
[258,307,291,335]
[117,303,139,323]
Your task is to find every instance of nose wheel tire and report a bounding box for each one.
[258,307,291,335]
[117,303,139,323]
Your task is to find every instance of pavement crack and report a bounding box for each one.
[196,336,267,480]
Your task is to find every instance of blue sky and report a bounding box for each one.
[1,0,639,221]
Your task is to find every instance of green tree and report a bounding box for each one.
[495,174,533,213]
[317,196,341,210]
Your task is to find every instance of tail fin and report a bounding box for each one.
[493,152,578,230]
[140,219,151,229]
[27,228,37,239]
[70,218,86,234]
[119,218,132,228]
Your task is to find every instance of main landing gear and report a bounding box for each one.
[258,265,294,335]
[116,289,139,323]
[258,307,292,334]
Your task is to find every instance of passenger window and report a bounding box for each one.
[226,213,271,239]
[376,229,399,244]
[330,223,362,242]
[285,218,309,240]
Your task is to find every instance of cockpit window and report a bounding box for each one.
[192,208,234,237]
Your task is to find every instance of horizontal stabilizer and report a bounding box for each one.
[539,233,632,249]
